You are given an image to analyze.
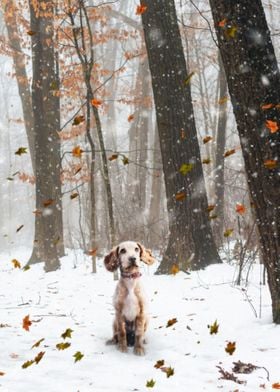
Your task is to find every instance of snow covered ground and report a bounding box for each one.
[0,248,279,392]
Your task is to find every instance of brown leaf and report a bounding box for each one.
[225,341,236,355]
[27,30,36,36]
[272,383,280,389]
[15,147,28,156]
[70,192,79,200]
[203,136,213,144]
[108,154,118,161]
[207,204,215,213]
[34,351,45,364]
[175,191,186,201]
[22,360,34,369]
[136,4,147,15]
[31,338,45,349]
[72,146,84,158]
[184,71,195,85]
[218,96,229,105]
[208,320,219,335]
[170,264,180,275]
[218,18,227,27]
[22,315,32,331]
[43,199,54,207]
[261,103,274,110]
[160,366,175,378]
[166,318,177,328]
[72,115,85,126]
[264,159,278,169]
[224,149,236,158]
[202,158,211,164]
[154,360,165,369]
[224,228,234,237]
[127,114,134,122]
[11,259,21,269]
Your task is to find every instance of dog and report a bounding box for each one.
[104,241,155,355]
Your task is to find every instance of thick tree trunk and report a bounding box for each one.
[209,0,280,322]
[29,0,62,272]
[141,0,221,272]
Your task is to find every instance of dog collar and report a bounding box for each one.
[121,271,142,279]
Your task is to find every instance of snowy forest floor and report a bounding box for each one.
[0,248,279,392]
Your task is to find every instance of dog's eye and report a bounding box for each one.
[135,247,139,252]
[120,248,126,254]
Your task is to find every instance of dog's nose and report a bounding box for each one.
[129,257,137,264]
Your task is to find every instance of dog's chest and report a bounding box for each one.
[122,283,140,322]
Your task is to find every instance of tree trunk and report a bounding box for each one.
[209,0,280,322]
[29,0,62,272]
[141,0,221,272]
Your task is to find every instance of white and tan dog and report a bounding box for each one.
[104,241,155,355]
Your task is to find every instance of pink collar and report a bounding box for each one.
[121,271,142,280]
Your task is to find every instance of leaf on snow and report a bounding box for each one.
[34,351,45,364]
[56,342,71,350]
[225,341,236,355]
[166,318,177,328]
[179,163,194,175]
[73,351,84,362]
[32,338,45,349]
[15,147,28,156]
[0,371,5,376]
[61,328,74,339]
[146,379,156,388]
[170,264,180,275]
[127,114,134,122]
[22,315,32,331]
[122,156,129,165]
[218,96,229,105]
[11,259,21,269]
[22,360,35,369]
[161,366,175,378]
[208,320,219,335]
[154,360,165,369]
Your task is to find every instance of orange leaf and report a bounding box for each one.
[108,154,118,161]
[91,98,102,108]
[266,119,279,133]
[43,199,54,207]
[272,383,280,389]
[170,264,179,275]
[261,103,274,110]
[218,96,229,105]
[236,203,246,215]
[264,159,278,169]
[218,18,227,27]
[11,259,21,268]
[224,149,236,158]
[22,315,32,331]
[27,30,36,36]
[203,136,213,144]
[127,114,134,122]
[136,4,147,15]
[86,248,98,256]
[175,191,186,201]
[72,146,84,158]
[225,341,236,355]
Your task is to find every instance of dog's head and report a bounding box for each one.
[104,241,155,273]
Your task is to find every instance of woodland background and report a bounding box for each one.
[0,0,279,320]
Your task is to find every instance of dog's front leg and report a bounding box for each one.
[134,314,145,356]
[116,313,128,353]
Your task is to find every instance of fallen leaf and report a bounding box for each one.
[22,315,32,331]
[179,163,194,175]
[154,360,165,369]
[136,4,147,15]
[127,114,134,122]
[73,351,84,362]
[224,228,234,237]
[72,146,84,158]
[56,342,71,350]
[16,224,24,233]
[11,259,21,269]
[32,338,45,349]
[175,191,186,201]
[264,159,278,169]
[266,119,279,133]
[22,360,34,369]
[146,379,156,388]
[170,264,180,275]
[224,149,236,158]
[203,136,213,144]
[236,203,246,215]
[208,320,219,335]
[61,328,74,339]
[70,192,79,200]
[15,147,27,156]
[43,199,54,207]
[34,351,45,364]
[185,71,195,85]
[202,158,211,164]
[91,98,102,107]
[108,154,118,161]
[161,366,175,378]
[225,341,236,355]
[166,318,177,328]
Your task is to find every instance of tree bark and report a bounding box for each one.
[141,0,221,272]
[209,0,280,322]
[28,0,62,272]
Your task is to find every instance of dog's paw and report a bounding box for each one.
[106,338,117,345]
[118,344,128,353]
[134,346,145,356]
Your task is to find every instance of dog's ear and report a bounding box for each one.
[104,246,119,272]
[137,243,156,265]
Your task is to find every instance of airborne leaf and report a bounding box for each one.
[34,351,45,364]
[72,146,84,158]
[264,159,278,169]
[203,136,213,144]
[122,156,129,165]
[179,163,194,175]
[70,193,79,200]
[61,328,74,339]
[224,228,234,238]
[161,366,175,378]
[146,379,156,388]
[202,158,211,164]
[127,114,134,122]
[22,315,32,331]
[224,149,236,158]
[236,203,246,215]
[22,360,34,369]
[261,103,274,110]
[225,341,236,355]
[11,259,21,269]
[206,204,215,213]
[27,30,36,36]
[56,342,71,350]
[91,98,102,108]
[208,320,219,335]
[154,360,165,369]
[136,5,147,15]
[72,115,85,126]
[0,371,5,376]
[15,147,27,156]
[32,338,45,349]
[43,199,54,207]
[184,71,195,85]
[266,119,279,133]
[272,383,280,389]
[108,154,118,161]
